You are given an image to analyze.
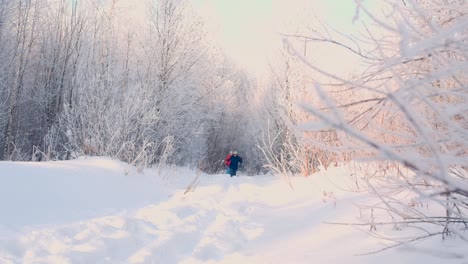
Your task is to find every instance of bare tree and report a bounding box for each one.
[3,0,40,160]
[259,44,342,177]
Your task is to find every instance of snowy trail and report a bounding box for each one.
[0,181,336,263]
[0,159,342,263]
[0,158,464,263]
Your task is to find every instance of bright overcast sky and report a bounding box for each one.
[190,0,373,76]
[118,0,379,77]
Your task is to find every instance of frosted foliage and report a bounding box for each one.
[0,0,265,171]
[279,0,467,246]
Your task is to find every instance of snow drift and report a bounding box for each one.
[0,157,464,263]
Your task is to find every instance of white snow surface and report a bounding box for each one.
[0,157,465,264]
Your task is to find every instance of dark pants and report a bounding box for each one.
[230,168,237,177]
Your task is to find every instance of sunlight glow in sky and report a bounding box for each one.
[191,0,367,76]
[116,0,378,77]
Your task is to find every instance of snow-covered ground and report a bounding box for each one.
[0,157,465,263]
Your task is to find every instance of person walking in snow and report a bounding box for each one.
[225,151,233,174]
[227,151,242,177]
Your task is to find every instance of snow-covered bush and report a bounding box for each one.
[285,0,467,246]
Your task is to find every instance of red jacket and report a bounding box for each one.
[225,154,232,166]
